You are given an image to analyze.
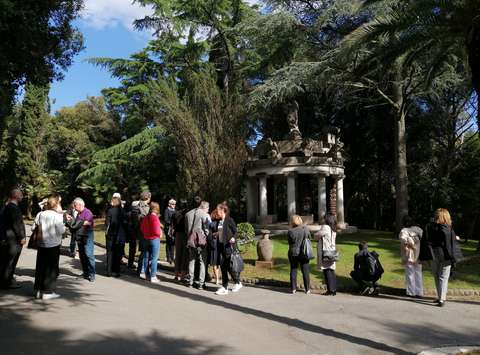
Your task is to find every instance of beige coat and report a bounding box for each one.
[399,226,423,264]
[314,225,336,270]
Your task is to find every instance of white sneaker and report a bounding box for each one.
[139,273,146,280]
[34,290,42,299]
[151,277,160,284]
[231,283,243,293]
[215,287,228,295]
[42,292,60,300]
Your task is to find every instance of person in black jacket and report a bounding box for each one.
[173,200,189,281]
[287,215,311,294]
[426,208,463,307]
[163,199,176,264]
[105,196,128,277]
[215,204,240,295]
[0,189,26,289]
[350,241,382,295]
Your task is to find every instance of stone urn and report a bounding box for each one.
[257,229,273,262]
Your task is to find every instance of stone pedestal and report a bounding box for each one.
[255,260,274,269]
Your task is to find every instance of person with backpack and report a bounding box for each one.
[0,189,26,289]
[426,208,463,307]
[287,215,311,294]
[163,199,176,264]
[140,202,162,283]
[399,216,424,298]
[314,213,338,296]
[130,192,151,275]
[105,196,128,278]
[214,204,241,295]
[184,200,210,290]
[350,241,384,295]
[33,195,66,300]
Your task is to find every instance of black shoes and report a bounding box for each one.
[322,291,336,296]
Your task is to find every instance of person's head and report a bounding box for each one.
[402,215,414,228]
[290,214,303,227]
[149,202,160,215]
[168,199,176,209]
[434,208,452,227]
[73,197,85,212]
[112,192,121,200]
[111,196,122,208]
[216,203,229,220]
[178,199,188,210]
[325,212,337,232]
[46,195,60,211]
[199,201,209,212]
[9,188,23,203]
[140,191,151,203]
[358,241,368,251]
[194,196,202,207]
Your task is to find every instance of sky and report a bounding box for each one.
[50,0,263,113]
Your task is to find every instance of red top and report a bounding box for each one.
[140,213,162,240]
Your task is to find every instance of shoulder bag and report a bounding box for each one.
[322,227,339,262]
[299,227,315,260]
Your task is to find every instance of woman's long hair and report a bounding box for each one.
[325,212,337,232]
[435,208,452,227]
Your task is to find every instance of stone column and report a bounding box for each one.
[317,174,327,221]
[246,178,257,223]
[287,172,296,219]
[259,174,268,223]
[336,176,346,228]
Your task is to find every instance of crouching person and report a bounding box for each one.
[350,241,384,295]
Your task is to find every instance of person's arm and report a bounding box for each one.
[229,218,237,243]
[354,254,360,272]
[11,206,26,243]
[287,230,294,246]
[153,216,162,238]
[55,213,66,237]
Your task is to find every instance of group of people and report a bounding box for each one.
[286,207,463,307]
[0,187,465,306]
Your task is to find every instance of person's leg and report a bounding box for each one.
[289,256,298,291]
[34,247,46,293]
[69,235,76,255]
[106,238,113,276]
[438,263,451,302]
[85,232,96,280]
[199,248,207,287]
[7,241,22,284]
[150,238,160,278]
[350,270,366,291]
[77,240,88,277]
[220,248,229,289]
[112,243,123,274]
[301,261,310,292]
[414,262,424,296]
[128,237,136,268]
[405,263,415,296]
[43,246,60,293]
[431,259,441,300]
[329,269,337,293]
[188,247,196,286]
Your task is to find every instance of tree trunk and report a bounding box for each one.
[392,66,409,233]
[467,23,480,132]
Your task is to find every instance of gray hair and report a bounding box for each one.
[140,191,151,201]
[199,201,209,210]
[168,199,176,205]
[73,197,85,206]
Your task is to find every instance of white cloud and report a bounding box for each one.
[81,0,152,31]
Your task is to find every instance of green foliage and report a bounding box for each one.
[237,222,255,240]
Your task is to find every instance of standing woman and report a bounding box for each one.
[164,199,176,264]
[174,200,189,281]
[208,207,222,285]
[140,202,162,283]
[105,196,127,277]
[33,195,65,300]
[427,208,462,307]
[287,215,311,294]
[399,216,424,298]
[315,213,337,296]
[215,204,241,295]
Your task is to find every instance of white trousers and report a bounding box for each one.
[405,262,423,296]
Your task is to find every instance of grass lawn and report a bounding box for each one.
[93,219,479,291]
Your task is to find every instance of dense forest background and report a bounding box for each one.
[0,0,479,241]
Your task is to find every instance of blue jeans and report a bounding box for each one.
[78,231,95,279]
[142,238,160,278]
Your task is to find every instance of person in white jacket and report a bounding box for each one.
[399,216,424,298]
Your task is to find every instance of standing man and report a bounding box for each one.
[0,189,26,289]
[164,199,176,264]
[185,201,210,290]
[68,198,95,282]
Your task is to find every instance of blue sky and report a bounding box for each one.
[49,0,153,113]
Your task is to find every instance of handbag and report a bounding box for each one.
[28,214,43,249]
[321,228,339,261]
[229,245,244,273]
[299,227,315,260]
[187,211,207,248]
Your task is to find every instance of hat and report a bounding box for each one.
[113,192,121,199]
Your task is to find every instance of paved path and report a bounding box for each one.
[0,240,479,355]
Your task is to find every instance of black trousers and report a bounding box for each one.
[289,255,310,291]
[128,238,137,268]
[350,270,380,290]
[0,238,22,288]
[34,246,60,293]
[323,269,337,292]
[219,245,239,288]
[106,238,124,275]
[166,238,175,263]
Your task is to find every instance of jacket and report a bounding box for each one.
[140,213,162,240]
[3,202,26,243]
[185,208,210,239]
[399,226,423,264]
[76,208,94,236]
[314,224,336,270]
[34,210,65,248]
[427,223,463,263]
[288,225,309,257]
[105,206,127,244]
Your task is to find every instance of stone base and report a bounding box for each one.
[256,260,274,269]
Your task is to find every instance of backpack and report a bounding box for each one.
[130,201,148,229]
[363,251,384,279]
